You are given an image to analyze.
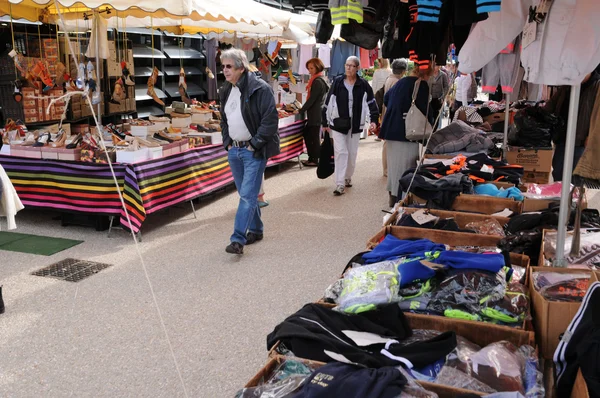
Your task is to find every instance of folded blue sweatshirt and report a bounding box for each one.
[397,256,437,287]
[432,251,505,273]
[363,236,446,264]
[474,183,524,201]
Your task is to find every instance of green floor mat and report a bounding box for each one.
[0,232,83,256]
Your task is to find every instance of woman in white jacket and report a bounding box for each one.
[451,68,473,120]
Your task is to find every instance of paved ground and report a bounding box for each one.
[0,136,390,397]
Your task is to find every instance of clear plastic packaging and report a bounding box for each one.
[337,260,400,313]
[543,230,600,266]
[532,271,590,302]
[235,358,319,398]
[323,279,344,304]
[465,218,506,237]
[523,182,576,200]
[427,270,507,316]
[435,341,542,395]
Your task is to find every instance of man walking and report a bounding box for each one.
[220,49,279,255]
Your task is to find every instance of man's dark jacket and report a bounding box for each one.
[220,71,280,159]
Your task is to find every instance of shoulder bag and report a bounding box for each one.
[405,78,433,142]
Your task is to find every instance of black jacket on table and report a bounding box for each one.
[300,76,329,127]
[322,75,379,134]
[219,71,280,159]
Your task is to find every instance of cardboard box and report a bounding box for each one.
[162,141,181,157]
[11,146,42,159]
[147,146,163,159]
[22,88,36,98]
[571,370,590,398]
[57,148,81,161]
[40,147,60,160]
[506,147,553,172]
[22,99,37,109]
[385,207,511,229]
[116,148,150,164]
[171,115,191,129]
[0,145,11,156]
[529,266,592,359]
[522,170,551,184]
[523,197,558,212]
[405,193,523,215]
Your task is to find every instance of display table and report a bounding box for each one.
[0,120,307,234]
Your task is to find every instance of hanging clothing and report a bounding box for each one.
[330,40,360,78]
[372,68,392,94]
[318,44,331,68]
[204,38,218,100]
[298,44,314,75]
[481,37,522,94]
[360,48,370,69]
[459,0,600,86]
[0,165,24,230]
[329,0,368,25]
[574,84,600,181]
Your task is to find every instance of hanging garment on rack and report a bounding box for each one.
[85,14,109,60]
[319,44,332,68]
[329,0,368,25]
[330,40,361,77]
[298,44,314,75]
[0,165,24,230]
[340,0,391,51]
[459,0,600,86]
[481,36,522,94]
[360,48,370,68]
[204,38,219,100]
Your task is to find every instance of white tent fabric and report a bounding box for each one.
[7,0,194,17]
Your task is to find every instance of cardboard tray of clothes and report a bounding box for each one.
[246,355,487,397]
[384,207,512,228]
[528,266,594,360]
[406,193,523,215]
[367,225,505,250]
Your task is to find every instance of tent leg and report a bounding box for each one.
[554,84,581,267]
[502,93,510,160]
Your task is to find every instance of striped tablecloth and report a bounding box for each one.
[0,120,306,233]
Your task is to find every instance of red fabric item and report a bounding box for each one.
[360,48,370,69]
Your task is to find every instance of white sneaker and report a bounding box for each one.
[333,185,345,196]
[76,62,86,89]
[345,179,352,188]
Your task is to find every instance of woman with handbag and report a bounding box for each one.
[379,66,433,207]
[322,56,379,196]
[295,58,329,167]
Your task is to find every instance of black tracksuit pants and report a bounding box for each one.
[303,125,321,163]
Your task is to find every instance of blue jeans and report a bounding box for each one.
[228,146,267,245]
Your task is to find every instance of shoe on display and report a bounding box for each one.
[76,62,86,90]
[333,185,345,196]
[124,75,135,86]
[246,232,263,245]
[225,242,244,254]
[205,67,215,80]
[87,61,96,81]
[345,179,352,188]
[12,80,22,103]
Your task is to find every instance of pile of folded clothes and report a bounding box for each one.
[322,236,530,328]
[265,303,543,397]
[399,154,525,208]
[426,121,495,156]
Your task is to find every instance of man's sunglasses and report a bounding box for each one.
[222,64,234,69]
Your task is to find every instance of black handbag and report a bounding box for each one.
[332,117,352,132]
[317,131,335,179]
[315,10,335,44]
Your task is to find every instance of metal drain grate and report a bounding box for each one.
[31,258,113,282]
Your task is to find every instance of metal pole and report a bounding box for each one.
[95,10,102,120]
[554,84,581,266]
[502,92,510,160]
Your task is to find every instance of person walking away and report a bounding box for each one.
[429,65,449,130]
[451,65,473,120]
[545,68,600,181]
[380,66,432,207]
[220,49,279,255]
[296,58,329,167]
[322,56,379,196]
[381,59,408,177]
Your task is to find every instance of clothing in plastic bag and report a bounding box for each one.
[508,106,562,148]
[436,340,541,395]
[427,270,507,319]
[532,272,590,302]
[323,279,344,304]
[338,260,400,313]
[235,358,319,398]
[465,218,506,237]
[523,182,574,200]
